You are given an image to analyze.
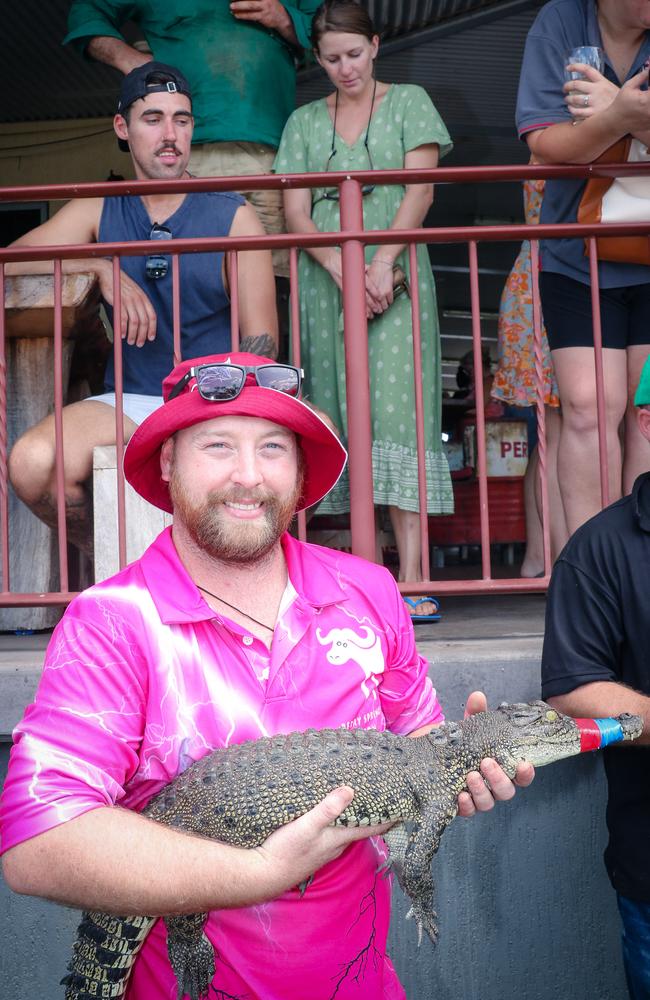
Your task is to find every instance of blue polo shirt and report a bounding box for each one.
[516,0,650,287]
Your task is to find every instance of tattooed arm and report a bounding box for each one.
[238,333,278,359]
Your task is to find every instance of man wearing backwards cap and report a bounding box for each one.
[1,353,533,998]
[542,353,650,999]
[6,63,277,554]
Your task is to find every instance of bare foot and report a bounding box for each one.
[404,597,440,620]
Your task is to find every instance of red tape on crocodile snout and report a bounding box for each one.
[575,719,605,752]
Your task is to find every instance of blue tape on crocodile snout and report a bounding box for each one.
[595,718,625,747]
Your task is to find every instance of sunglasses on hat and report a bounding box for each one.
[167,362,303,403]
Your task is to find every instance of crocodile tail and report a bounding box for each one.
[61,910,155,999]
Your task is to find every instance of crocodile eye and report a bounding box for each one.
[545,710,558,722]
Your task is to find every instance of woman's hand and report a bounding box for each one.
[563,65,619,120]
[323,249,344,292]
[365,257,395,318]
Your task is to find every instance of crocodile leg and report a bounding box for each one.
[381,821,410,883]
[400,801,457,946]
[164,913,214,1000]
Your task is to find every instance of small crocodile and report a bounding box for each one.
[62,701,643,1000]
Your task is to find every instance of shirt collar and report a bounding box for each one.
[586,2,650,80]
[280,531,348,609]
[139,527,348,625]
[633,472,650,533]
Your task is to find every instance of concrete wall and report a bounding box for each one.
[0,641,626,999]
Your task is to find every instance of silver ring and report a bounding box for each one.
[583,94,590,107]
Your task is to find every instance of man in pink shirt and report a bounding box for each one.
[0,352,534,999]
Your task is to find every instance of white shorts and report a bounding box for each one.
[90,392,163,426]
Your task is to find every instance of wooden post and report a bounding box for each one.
[93,446,172,582]
[1,273,103,630]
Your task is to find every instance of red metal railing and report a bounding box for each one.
[1,160,648,607]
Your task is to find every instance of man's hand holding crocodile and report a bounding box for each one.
[413,689,536,818]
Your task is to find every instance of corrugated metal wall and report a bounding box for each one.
[4,0,542,126]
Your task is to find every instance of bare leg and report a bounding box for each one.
[623,345,650,493]
[8,400,138,555]
[520,448,544,578]
[533,406,569,564]
[551,347,627,535]
[388,506,437,616]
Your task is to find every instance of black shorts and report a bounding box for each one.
[539,271,650,351]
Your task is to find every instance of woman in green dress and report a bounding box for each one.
[275,0,452,612]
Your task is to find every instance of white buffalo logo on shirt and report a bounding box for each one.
[315,625,384,697]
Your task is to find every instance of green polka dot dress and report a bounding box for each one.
[275,84,453,515]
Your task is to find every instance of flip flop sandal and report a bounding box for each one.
[404,596,441,622]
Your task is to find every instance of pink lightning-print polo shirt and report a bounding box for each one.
[0,528,442,999]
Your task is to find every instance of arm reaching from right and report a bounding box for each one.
[527,64,650,164]
[2,787,392,916]
[549,682,650,746]
[563,63,650,147]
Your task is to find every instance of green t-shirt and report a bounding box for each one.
[64,0,320,148]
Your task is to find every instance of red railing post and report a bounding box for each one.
[228,251,240,350]
[588,238,610,508]
[0,264,8,591]
[407,242,430,582]
[289,247,307,543]
[53,260,69,592]
[530,239,551,577]
[468,241,491,580]
[112,256,127,571]
[171,254,182,364]
[338,178,375,563]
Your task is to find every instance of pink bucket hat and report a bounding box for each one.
[123,352,347,513]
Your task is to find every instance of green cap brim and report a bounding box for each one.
[634,352,650,405]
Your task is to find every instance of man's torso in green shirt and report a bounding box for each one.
[65,0,320,148]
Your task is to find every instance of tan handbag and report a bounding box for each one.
[577,136,650,266]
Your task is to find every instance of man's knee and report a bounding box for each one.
[8,429,56,503]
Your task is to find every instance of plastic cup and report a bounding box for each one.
[564,46,604,81]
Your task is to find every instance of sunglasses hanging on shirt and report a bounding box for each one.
[145,222,173,280]
[312,78,377,209]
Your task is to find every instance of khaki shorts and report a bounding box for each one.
[189,141,288,277]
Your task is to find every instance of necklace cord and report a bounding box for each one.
[196,584,275,632]
[329,76,377,165]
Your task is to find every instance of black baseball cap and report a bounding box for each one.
[116,61,192,152]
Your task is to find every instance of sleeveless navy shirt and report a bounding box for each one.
[99,190,244,395]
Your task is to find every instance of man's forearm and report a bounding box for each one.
[87,35,152,74]
[528,115,627,165]
[2,789,387,915]
[2,807,268,915]
[549,681,650,745]
[4,257,108,280]
[273,6,298,46]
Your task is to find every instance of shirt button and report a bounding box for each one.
[242,635,254,646]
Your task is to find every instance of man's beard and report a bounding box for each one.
[169,469,303,564]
